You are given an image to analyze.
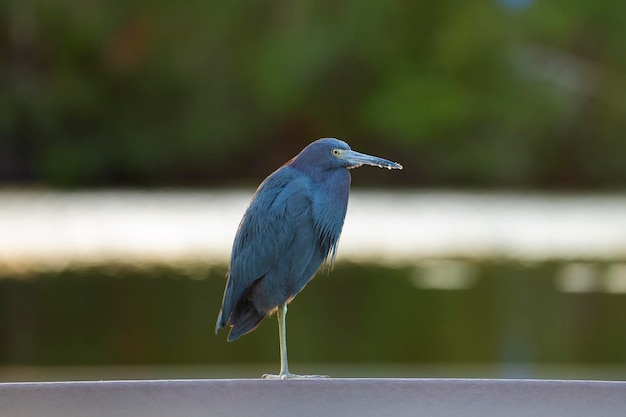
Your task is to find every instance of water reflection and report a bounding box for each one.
[410,260,477,290]
[556,263,626,293]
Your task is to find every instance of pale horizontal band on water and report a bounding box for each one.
[2,190,626,272]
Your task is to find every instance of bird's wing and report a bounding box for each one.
[217,167,316,326]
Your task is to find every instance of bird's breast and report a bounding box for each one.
[309,171,351,261]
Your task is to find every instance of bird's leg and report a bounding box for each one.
[262,303,329,380]
[277,302,290,377]
[263,303,292,379]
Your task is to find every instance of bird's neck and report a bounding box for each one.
[288,162,351,210]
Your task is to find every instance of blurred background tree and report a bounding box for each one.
[2,0,626,189]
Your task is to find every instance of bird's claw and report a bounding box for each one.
[262,373,330,380]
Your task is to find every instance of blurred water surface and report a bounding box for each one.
[1,190,626,381]
[1,262,625,381]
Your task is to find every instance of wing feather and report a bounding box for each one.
[216,167,316,331]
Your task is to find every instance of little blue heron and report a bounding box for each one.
[215,138,402,379]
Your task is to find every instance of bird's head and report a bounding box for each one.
[290,138,403,173]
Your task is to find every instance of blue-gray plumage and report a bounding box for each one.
[215,138,402,378]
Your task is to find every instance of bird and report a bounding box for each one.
[215,138,402,379]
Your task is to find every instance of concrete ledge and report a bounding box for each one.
[1,378,625,417]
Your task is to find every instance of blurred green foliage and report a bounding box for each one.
[2,0,626,187]
[0,262,625,369]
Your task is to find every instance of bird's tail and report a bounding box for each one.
[214,310,227,335]
[228,309,265,341]
[216,299,266,342]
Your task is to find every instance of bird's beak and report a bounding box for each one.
[343,150,403,170]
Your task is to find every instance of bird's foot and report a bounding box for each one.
[262,372,330,380]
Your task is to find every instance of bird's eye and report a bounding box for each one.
[332,149,341,156]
